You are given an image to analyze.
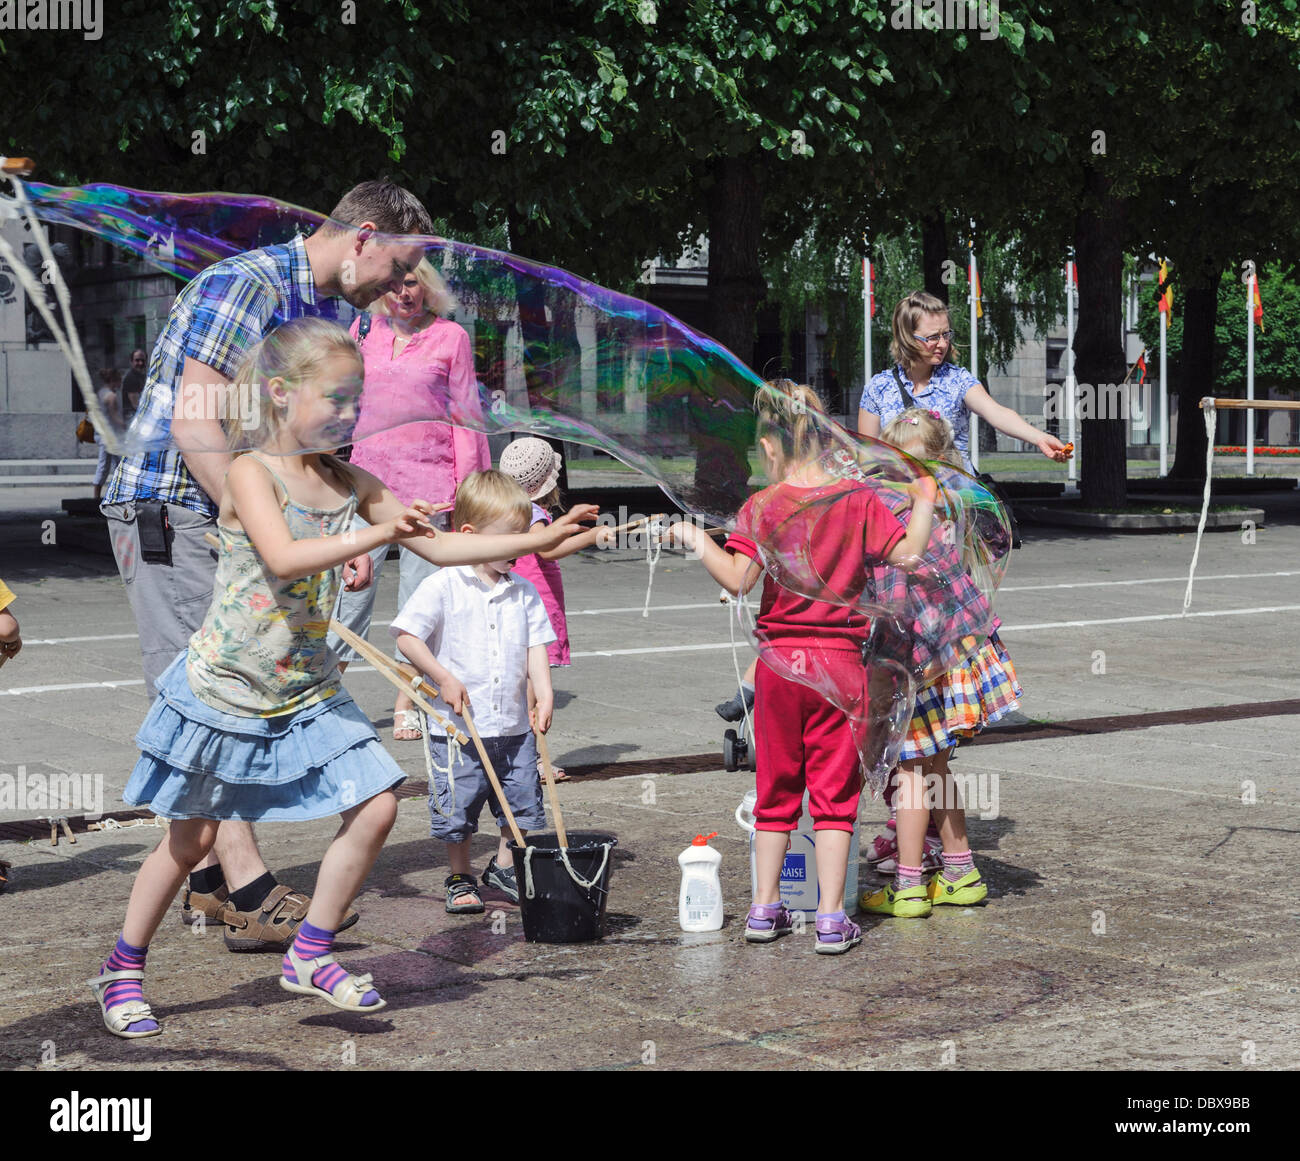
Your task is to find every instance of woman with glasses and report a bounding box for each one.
[858,290,1069,471]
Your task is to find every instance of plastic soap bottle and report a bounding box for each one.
[677,832,723,932]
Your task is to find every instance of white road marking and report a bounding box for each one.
[16,569,1300,650]
[7,598,1300,697]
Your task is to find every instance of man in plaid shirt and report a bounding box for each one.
[102,180,432,950]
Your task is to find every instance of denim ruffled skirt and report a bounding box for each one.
[124,652,404,821]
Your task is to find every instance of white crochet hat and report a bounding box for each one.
[499,437,562,500]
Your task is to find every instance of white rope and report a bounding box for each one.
[0,170,118,454]
[641,518,664,618]
[1182,404,1218,614]
[521,840,613,899]
[421,710,461,817]
[726,587,756,744]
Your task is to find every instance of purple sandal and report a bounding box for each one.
[744,901,795,943]
[814,911,862,955]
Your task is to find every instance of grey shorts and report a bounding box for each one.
[101,501,218,697]
[427,732,545,844]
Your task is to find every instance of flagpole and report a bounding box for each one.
[969,235,979,472]
[1247,267,1256,476]
[862,241,872,394]
[1066,255,1077,483]
[1159,303,1168,476]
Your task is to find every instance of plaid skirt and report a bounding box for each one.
[899,630,1021,760]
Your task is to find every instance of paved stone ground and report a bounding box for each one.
[2,483,1298,1072]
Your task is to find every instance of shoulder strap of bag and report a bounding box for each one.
[892,366,920,411]
[356,312,372,341]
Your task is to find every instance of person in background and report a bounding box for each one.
[121,348,147,426]
[92,367,124,503]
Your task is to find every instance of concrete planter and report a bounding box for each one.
[1018,505,1264,532]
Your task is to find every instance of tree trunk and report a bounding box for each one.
[1073,169,1128,509]
[700,154,765,515]
[1169,275,1222,481]
[921,213,949,305]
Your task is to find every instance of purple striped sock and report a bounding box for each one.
[283,920,378,1007]
[895,863,925,890]
[941,849,975,881]
[99,935,158,1033]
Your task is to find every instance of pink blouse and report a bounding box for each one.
[348,314,491,508]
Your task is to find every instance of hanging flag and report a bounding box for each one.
[970,261,983,319]
[1253,276,1264,331]
[1135,351,1148,384]
[1069,260,1077,287]
[1157,259,1173,314]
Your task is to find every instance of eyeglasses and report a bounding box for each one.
[912,329,955,346]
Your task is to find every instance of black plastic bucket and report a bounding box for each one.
[508,831,617,943]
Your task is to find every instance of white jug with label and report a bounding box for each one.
[677,832,724,932]
[735,790,859,915]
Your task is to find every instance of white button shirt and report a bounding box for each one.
[390,565,556,740]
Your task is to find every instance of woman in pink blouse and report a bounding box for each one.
[330,260,491,739]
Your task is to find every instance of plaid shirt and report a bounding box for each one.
[103,237,339,514]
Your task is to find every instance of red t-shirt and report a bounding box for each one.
[725,479,905,648]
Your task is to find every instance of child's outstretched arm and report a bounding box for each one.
[227,456,429,582]
[665,522,760,597]
[356,467,600,567]
[885,476,938,572]
[535,520,613,561]
[394,631,469,715]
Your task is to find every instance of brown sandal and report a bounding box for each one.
[221,884,359,952]
[180,883,231,927]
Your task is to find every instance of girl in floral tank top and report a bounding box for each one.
[90,319,597,1039]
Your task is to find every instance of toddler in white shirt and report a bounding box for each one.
[392,470,556,912]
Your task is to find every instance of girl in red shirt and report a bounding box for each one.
[669,381,936,953]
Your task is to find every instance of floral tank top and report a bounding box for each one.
[187,455,357,718]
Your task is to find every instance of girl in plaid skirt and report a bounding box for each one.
[862,408,1022,918]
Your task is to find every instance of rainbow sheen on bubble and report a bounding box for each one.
[13,180,760,524]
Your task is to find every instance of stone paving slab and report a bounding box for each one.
[2,491,1299,1072]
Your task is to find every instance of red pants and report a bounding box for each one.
[754,649,863,833]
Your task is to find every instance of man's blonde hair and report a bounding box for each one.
[453,469,533,532]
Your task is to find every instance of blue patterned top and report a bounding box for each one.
[104,237,339,515]
[859,362,980,472]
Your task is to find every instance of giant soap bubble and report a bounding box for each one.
[3,176,759,524]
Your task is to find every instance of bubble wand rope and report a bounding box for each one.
[0,164,119,454]
[642,517,664,618]
[332,613,520,845]
[1182,401,1218,615]
[325,617,469,745]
